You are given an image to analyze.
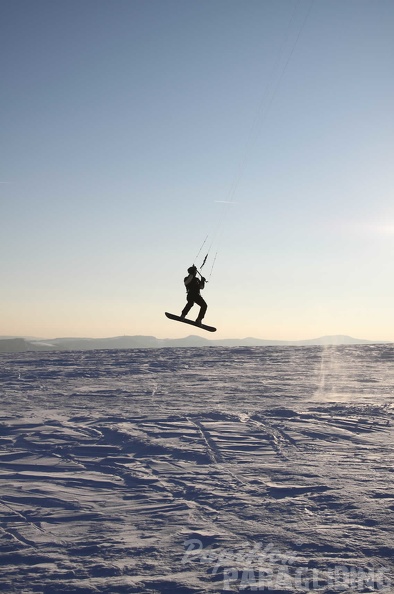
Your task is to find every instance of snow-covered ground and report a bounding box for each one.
[0,344,393,593]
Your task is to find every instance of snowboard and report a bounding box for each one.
[165,312,217,333]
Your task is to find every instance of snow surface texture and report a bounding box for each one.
[0,344,393,593]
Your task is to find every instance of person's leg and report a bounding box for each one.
[194,295,207,322]
[181,296,195,318]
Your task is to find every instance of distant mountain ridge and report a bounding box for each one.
[0,334,390,353]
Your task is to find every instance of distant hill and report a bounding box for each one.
[0,338,54,353]
[0,334,389,353]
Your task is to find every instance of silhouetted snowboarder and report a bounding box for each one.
[181,265,207,324]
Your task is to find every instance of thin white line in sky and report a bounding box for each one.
[214,200,238,204]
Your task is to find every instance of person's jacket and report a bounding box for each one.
[184,274,205,296]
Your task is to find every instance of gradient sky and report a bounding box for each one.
[1,0,393,340]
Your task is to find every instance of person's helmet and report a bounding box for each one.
[188,265,197,274]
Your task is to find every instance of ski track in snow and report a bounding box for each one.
[0,344,393,593]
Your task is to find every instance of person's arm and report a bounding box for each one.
[184,274,194,287]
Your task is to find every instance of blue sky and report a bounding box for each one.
[1,0,393,340]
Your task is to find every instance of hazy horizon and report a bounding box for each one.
[1,331,390,344]
[2,1,393,341]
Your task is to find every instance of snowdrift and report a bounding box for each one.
[0,344,393,593]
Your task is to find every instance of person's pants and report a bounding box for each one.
[181,294,207,321]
